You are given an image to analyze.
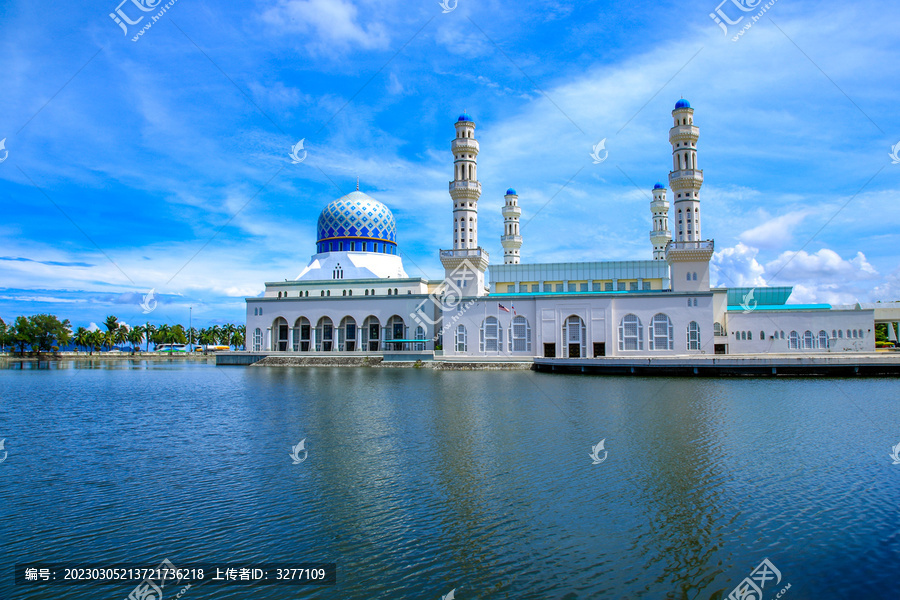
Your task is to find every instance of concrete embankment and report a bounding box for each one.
[246,355,532,370]
[534,354,900,376]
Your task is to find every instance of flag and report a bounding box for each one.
[498,303,510,313]
[511,304,516,316]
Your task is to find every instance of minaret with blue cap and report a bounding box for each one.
[668,98,703,243]
[501,188,522,264]
[665,98,714,293]
[439,112,490,296]
[650,182,671,260]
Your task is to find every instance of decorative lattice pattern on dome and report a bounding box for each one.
[316,192,397,243]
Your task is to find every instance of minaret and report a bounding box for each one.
[501,188,522,264]
[650,183,671,260]
[665,99,714,292]
[439,113,489,296]
[668,98,703,242]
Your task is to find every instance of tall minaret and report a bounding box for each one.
[451,113,480,250]
[501,188,522,264]
[668,98,703,242]
[665,99,713,293]
[650,183,671,260]
[439,113,489,296]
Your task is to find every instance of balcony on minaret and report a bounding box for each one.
[451,138,480,153]
[502,204,521,218]
[668,169,704,185]
[449,181,482,194]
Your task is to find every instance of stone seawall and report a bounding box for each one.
[249,355,534,370]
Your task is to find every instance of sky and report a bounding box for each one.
[0,0,898,330]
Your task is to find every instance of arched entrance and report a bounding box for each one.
[363,316,380,351]
[563,315,586,358]
[316,316,335,352]
[273,317,289,351]
[293,317,310,352]
[386,315,406,351]
[339,317,358,351]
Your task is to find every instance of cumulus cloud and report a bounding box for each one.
[765,248,878,284]
[738,210,809,249]
[711,243,766,287]
[713,244,881,304]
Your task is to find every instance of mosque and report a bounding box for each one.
[245,101,881,358]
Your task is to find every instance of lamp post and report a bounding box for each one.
[189,306,193,352]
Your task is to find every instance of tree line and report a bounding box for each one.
[0,314,245,356]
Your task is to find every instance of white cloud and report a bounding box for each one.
[261,0,389,52]
[738,210,809,249]
[711,243,766,287]
[765,248,878,285]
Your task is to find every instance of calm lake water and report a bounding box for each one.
[1,360,899,600]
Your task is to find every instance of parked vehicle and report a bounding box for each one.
[155,344,187,353]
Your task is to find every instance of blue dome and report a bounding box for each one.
[457,112,473,122]
[653,182,664,190]
[316,191,397,252]
[506,188,517,196]
[675,98,691,109]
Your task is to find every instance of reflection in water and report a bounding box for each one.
[0,364,898,600]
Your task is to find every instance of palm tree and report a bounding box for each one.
[155,324,171,348]
[73,327,89,352]
[87,330,104,355]
[221,324,236,348]
[230,329,245,350]
[170,324,187,344]
[114,325,128,350]
[104,315,119,334]
[103,330,115,351]
[127,325,144,355]
[144,323,156,352]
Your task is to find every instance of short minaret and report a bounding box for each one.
[668,98,703,242]
[650,183,671,260]
[665,99,714,292]
[501,188,522,264]
[439,113,489,296]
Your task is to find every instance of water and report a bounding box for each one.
[1,360,899,599]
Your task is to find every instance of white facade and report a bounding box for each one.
[246,104,876,357]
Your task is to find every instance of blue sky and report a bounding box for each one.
[1,0,898,329]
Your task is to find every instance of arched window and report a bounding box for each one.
[714,322,724,336]
[650,313,673,350]
[618,314,643,351]
[846,329,851,338]
[394,288,398,295]
[838,329,843,338]
[687,321,700,350]
[365,289,369,296]
[387,289,392,296]
[253,328,262,352]
[480,317,501,352]
[692,272,698,281]
[509,315,532,352]
[818,330,828,349]
[789,331,799,349]
[748,331,753,341]
[780,331,785,339]
[687,273,691,281]
[832,329,836,339]
[760,331,765,340]
[802,330,815,349]
[455,325,467,353]
[741,331,746,341]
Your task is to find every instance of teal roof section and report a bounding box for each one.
[726,304,832,312]
[726,286,793,306]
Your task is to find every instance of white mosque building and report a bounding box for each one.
[245,101,880,358]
